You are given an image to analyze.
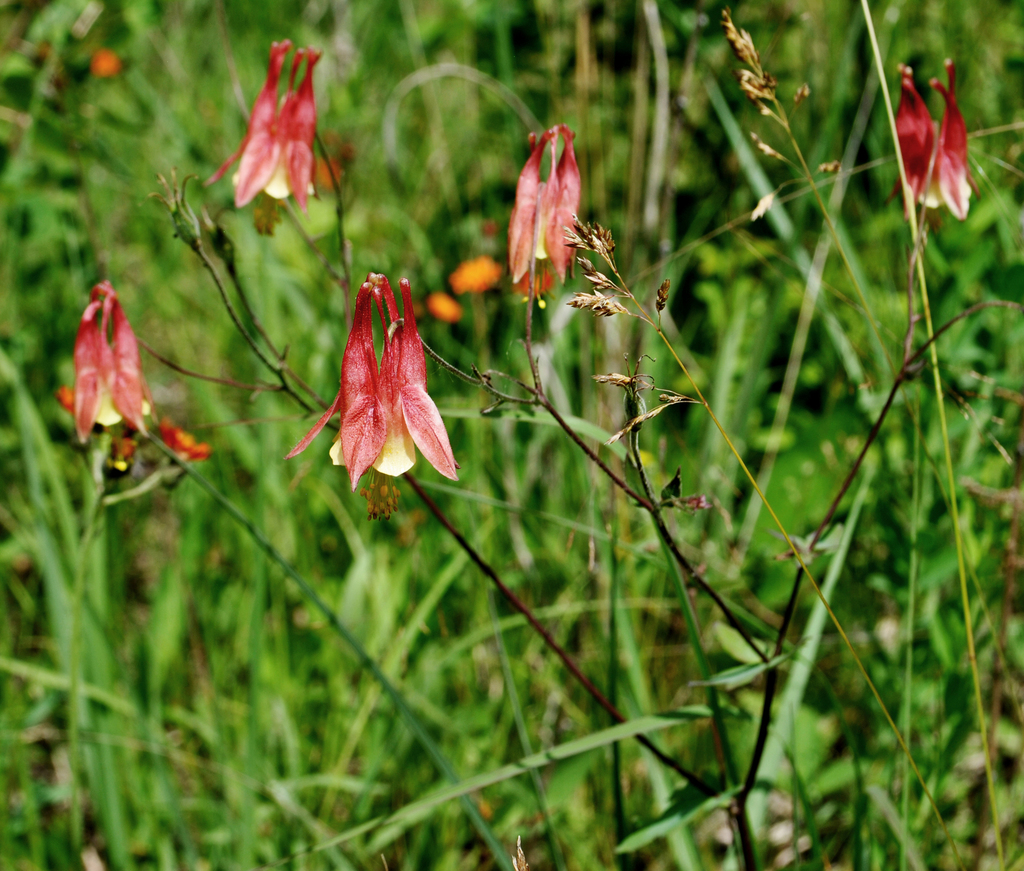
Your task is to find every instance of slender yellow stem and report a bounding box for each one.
[860,2,1004,866]
[772,99,894,377]
[69,490,102,855]
[917,259,1004,870]
[651,325,963,868]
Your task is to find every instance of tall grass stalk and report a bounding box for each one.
[68,471,103,856]
[901,385,922,871]
[627,294,963,863]
[148,438,513,871]
[860,2,1004,865]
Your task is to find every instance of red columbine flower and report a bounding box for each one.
[893,63,935,217]
[507,124,581,286]
[73,281,151,442]
[930,59,978,221]
[206,41,322,214]
[893,60,978,221]
[285,273,458,519]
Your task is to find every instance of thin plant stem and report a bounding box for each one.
[771,97,893,376]
[404,472,718,797]
[607,525,628,871]
[219,254,329,408]
[282,201,347,288]
[421,338,534,406]
[628,437,757,869]
[486,590,568,871]
[861,2,1004,864]
[68,473,103,856]
[145,436,513,871]
[315,131,353,331]
[606,266,965,864]
[138,338,275,393]
[979,387,1024,859]
[901,383,922,871]
[536,391,766,660]
[918,265,1003,868]
[194,246,281,376]
[629,436,735,787]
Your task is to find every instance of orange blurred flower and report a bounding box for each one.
[56,385,75,414]
[449,256,502,295]
[426,292,463,323]
[90,48,122,78]
[315,156,343,189]
[159,418,212,461]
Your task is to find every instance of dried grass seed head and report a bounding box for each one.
[750,132,784,160]
[656,279,670,313]
[593,372,655,390]
[568,291,629,317]
[577,256,618,293]
[512,837,529,871]
[721,8,760,69]
[565,216,616,262]
[734,69,777,113]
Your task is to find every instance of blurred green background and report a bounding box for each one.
[3,0,1024,868]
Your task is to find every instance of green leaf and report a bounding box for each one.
[616,786,738,853]
[689,650,796,690]
[661,467,682,502]
[714,621,770,665]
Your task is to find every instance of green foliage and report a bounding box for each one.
[3,0,1024,869]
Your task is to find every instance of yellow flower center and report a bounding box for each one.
[359,469,401,521]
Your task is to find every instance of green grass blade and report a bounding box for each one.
[745,461,875,834]
[150,439,513,871]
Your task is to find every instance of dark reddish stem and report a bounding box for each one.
[139,338,278,393]
[405,471,717,797]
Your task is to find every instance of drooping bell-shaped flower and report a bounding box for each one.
[73,281,151,442]
[206,41,322,213]
[508,124,581,285]
[285,274,458,519]
[930,59,978,221]
[893,63,935,217]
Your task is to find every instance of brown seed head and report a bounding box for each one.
[565,216,616,262]
[721,8,760,69]
[750,132,784,160]
[593,372,655,390]
[793,83,811,107]
[734,69,776,114]
[656,279,670,313]
[568,290,629,318]
[577,257,618,294]
[512,838,529,871]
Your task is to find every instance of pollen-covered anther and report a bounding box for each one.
[568,291,629,318]
[360,469,401,521]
